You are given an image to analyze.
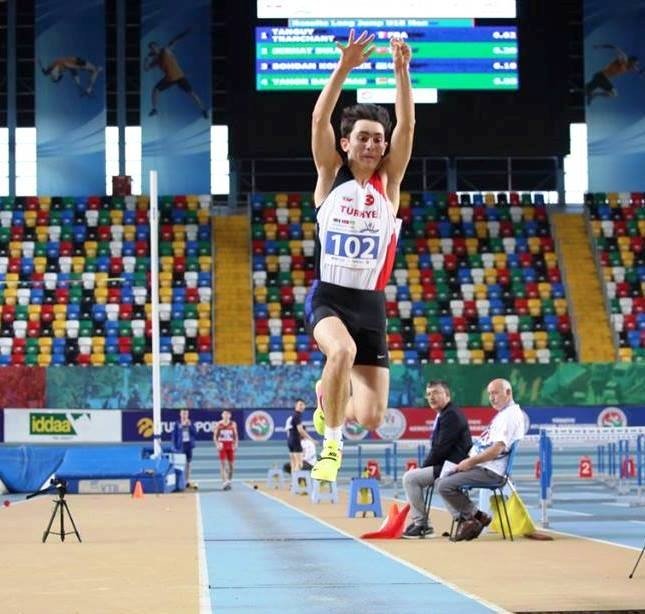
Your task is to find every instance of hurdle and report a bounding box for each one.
[355,441,428,487]
[536,426,645,526]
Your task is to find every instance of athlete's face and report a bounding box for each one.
[222,411,231,423]
[341,119,387,168]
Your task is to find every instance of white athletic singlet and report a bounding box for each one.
[315,166,401,290]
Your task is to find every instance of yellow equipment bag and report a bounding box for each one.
[489,487,536,537]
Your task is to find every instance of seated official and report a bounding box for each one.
[436,378,527,542]
[401,380,472,539]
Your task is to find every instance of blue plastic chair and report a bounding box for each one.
[450,440,520,541]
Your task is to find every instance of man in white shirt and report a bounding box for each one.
[435,378,527,541]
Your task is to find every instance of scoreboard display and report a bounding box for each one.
[255,20,518,101]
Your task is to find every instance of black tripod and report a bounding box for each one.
[629,538,645,578]
[27,478,81,543]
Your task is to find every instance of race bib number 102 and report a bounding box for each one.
[324,231,380,268]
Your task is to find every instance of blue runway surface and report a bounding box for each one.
[199,486,498,613]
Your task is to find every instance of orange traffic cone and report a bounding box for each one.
[132,480,144,499]
[360,503,411,539]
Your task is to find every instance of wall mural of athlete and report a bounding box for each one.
[585,44,643,105]
[38,56,103,96]
[144,28,209,119]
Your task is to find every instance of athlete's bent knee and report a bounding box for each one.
[326,343,356,370]
[360,408,385,431]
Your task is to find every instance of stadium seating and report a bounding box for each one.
[586,192,645,362]
[251,191,575,365]
[0,193,213,366]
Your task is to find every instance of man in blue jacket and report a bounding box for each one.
[401,380,472,538]
[173,409,197,489]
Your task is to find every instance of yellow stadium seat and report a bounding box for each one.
[172,240,186,257]
[34,256,47,274]
[38,337,52,352]
[523,348,537,363]
[90,353,106,367]
[184,352,199,365]
[28,305,42,322]
[427,238,441,253]
[474,283,488,300]
[38,355,52,367]
[159,271,173,288]
[53,320,66,338]
[197,319,211,337]
[492,315,506,333]
[198,256,211,272]
[534,331,548,349]
[172,225,186,241]
[470,349,485,364]
[94,286,108,303]
[160,256,174,272]
[618,347,632,362]
[123,225,136,241]
[84,241,98,257]
[554,299,568,316]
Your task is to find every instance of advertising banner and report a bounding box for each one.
[4,409,121,443]
[42,364,645,411]
[0,367,46,409]
[35,0,106,194]
[525,405,645,434]
[243,409,316,441]
[121,408,244,443]
[364,407,497,441]
[140,0,211,193]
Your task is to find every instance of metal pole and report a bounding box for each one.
[149,170,162,458]
[116,0,126,175]
[7,0,17,196]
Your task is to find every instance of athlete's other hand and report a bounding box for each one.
[336,29,375,70]
[391,37,411,71]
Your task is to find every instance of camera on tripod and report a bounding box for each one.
[27,476,81,543]
[49,478,67,495]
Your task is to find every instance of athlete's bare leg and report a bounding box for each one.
[348,365,389,431]
[313,316,356,429]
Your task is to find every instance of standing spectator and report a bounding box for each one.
[214,410,239,491]
[173,409,197,489]
[436,378,527,542]
[285,399,315,474]
[283,437,317,475]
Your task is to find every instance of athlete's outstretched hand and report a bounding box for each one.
[391,38,411,71]
[336,29,375,70]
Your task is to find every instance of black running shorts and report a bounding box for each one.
[304,281,389,368]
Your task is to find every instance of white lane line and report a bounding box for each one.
[196,493,213,614]
[548,508,593,516]
[248,483,508,614]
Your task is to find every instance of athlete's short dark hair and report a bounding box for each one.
[340,103,392,140]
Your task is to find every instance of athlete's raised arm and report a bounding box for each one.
[381,38,415,211]
[311,29,375,204]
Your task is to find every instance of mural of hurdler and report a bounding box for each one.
[38,56,103,97]
[585,43,642,105]
[144,28,209,119]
